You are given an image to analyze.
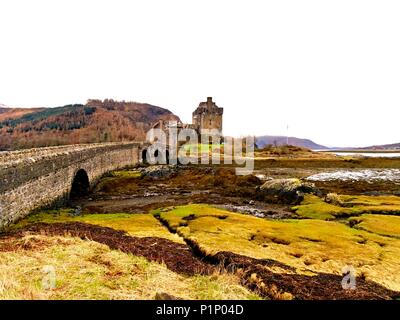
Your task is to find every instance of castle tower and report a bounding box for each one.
[192,97,223,137]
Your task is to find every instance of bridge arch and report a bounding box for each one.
[165,149,170,164]
[70,169,90,199]
[141,149,148,163]
[142,148,170,164]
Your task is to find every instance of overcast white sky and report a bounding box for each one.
[1,0,399,147]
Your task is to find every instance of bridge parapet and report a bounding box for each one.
[0,142,141,169]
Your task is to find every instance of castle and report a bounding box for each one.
[152,97,224,142]
[192,97,223,135]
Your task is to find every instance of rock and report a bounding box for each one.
[139,165,178,179]
[325,193,344,206]
[155,292,182,300]
[258,178,320,205]
[71,206,82,216]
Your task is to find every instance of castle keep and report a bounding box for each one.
[192,97,223,134]
[151,97,224,141]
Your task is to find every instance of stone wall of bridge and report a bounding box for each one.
[0,142,143,229]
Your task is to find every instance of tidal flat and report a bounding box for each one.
[1,150,400,300]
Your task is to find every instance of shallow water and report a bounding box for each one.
[334,152,400,158]
[306,169,400,182]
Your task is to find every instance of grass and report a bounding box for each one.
[254,157,400,169]
[13,210,184,243]
[8,190,400,295]
[181,143,223,154]
[0,234,260,300]
[155,204,400,291]
[292,194,400,220]
[109,170,142,179]
[94,170,142,194]
[349,214,400,239]
[254,145,331,159]
[292,195,358,220]
[339,195,400,207]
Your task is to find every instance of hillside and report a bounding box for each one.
[0,99,180,150]
[0,107,45,122]
[256,135,328,150]
[360,142,400,150]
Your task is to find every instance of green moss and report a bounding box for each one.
[339,194,400,206]
[110,170,142,178]
[349,214,400,238]
[157,204,400,291]
[13,210,184,243]
[292,194,400,220]
[154,204,230,229]
[181,143,223,154]
[92,170,142,194]
[292,195,360,220]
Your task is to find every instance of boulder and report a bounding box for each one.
[155,292,182,300]
[139,165,178,179]
[258,178,320,204]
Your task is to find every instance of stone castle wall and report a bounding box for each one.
[196,112,223,132]
[0,142,142,229]
[192,97,223,134]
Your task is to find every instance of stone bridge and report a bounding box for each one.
[0,142,149,229]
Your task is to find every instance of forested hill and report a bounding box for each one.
[0,99,180,150]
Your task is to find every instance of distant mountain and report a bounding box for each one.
[0,104,9,112]
[0,99,180,150]
[256,135,328,150]
[0,106,45,122]
[359,142,400,150]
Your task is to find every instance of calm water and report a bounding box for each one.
[333,152,400,158]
